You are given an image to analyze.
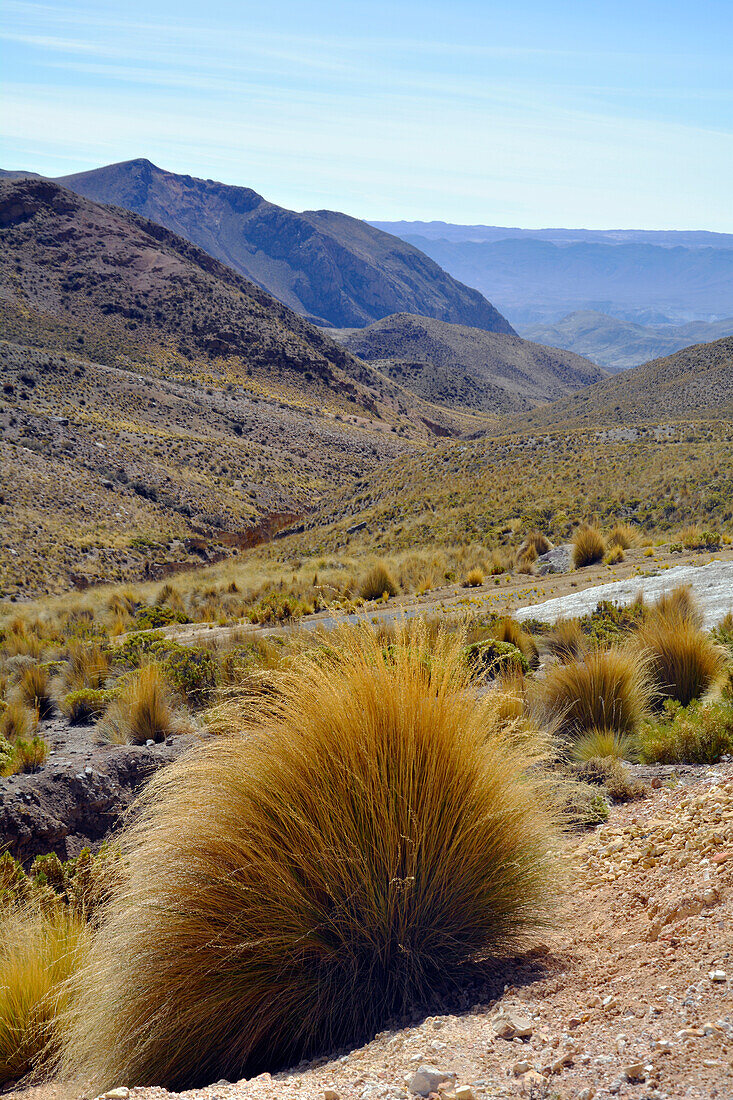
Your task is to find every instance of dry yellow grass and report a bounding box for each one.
[633,619,727,706]
[535,648,652,746]
[0,906,90,1088]
[572,525,606,568]
[62,624,560,1092]
[98,665,177,745]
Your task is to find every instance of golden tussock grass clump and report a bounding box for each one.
[543,618,587,663]
[358,562,399,601]
[16,665,54,720]
[572,525,606,568]
[61,640,111,693]
[650,584,704,630]
[462,566,485,587]
[97,665,178,745]
[0,699,37,744]
[571,727,639,763]
[604,545,625,565]
[633,618,726,707]
[518,531,552,559]
[608,523,639,550]
[492,617,539,668]
[62,624,560,1092]
[535,647,652,746]
[0,905,90,1088]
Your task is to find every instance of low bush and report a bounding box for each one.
[11,736,49,774]
[61,688,119,725]
[61,625,559,1091]
[358,562,399,601]
[554,778,609,829]
[570,756,646,803]
[579,597,646,647]
[0,905,90,1087]
[572,525,606,568]
[135,605,190,630]
[712,611,733,654]
[462,639,529,678]
[0,847,120,921]
[634,618,726,706]
[157,644,218,708]
[535,648,651,746]
[98,666,177,745]
[640,699,733,764]
[114,630,167,667]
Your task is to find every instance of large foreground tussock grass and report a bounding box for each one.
[0,907,89,1087]
[62,625,559,1092]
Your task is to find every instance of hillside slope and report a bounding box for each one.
[55,159,514,333]
[510,334,733,432]
[0,178,444,595]
[330,313,605,414]
[523,310,733,372]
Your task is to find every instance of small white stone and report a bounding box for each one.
[625,1063,646,1082]
[98,1090,129,1100]
[454,1087,475,1100]
[408,1065,454,1097]
[709,969,727,982]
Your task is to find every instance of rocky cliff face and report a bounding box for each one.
[57,159,515,332]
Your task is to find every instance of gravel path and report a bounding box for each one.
[514,559,733,628]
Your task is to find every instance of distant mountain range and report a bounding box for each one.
[330,313,604,416]
[7,160,511,334]
[372,221,733,249]
[373,222,733,329]
[522,310,733,372]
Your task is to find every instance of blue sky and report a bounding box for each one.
[2,0,732,228]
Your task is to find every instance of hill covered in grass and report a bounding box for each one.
[54,159,515,333]
[330,313,605,414]
[510,334,733,432]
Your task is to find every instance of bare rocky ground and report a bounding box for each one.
[16,768,733,1100]
[0,715,197,864]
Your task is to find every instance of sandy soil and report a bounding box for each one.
[16,767,733,1100]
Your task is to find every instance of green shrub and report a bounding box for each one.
[114,631,167,668]
[571,728,639,763]
[641,699,733,764]
[135,605,189,630]
[61,625,558,1091]
[12,736,49,774]
[712,611,733,654]
[61,689,119,725]
[579,597,646,647]
[570,756,646,803]
[463,639,529,678]
[158,644,218,707]
[0,847,120,921]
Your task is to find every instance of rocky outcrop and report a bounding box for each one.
[0,734,198,865]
